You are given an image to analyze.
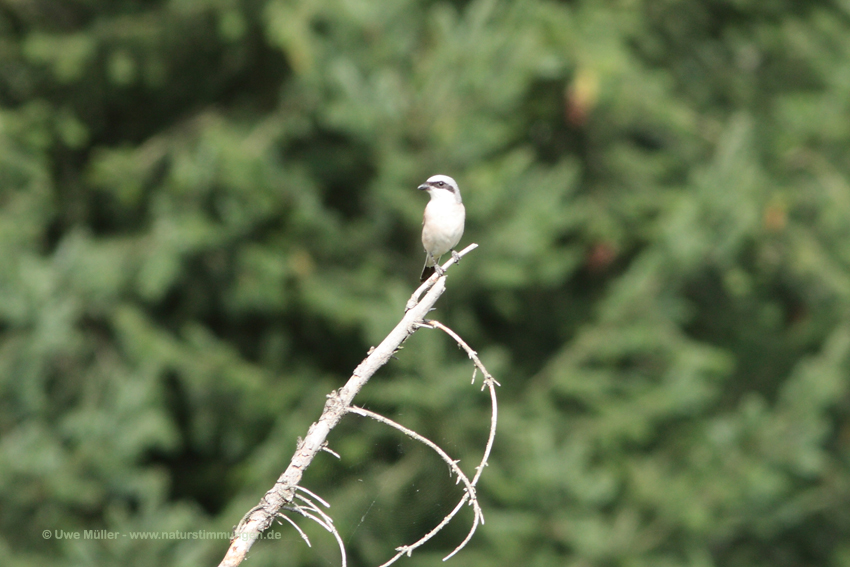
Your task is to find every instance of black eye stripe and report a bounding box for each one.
[427,178,455,191]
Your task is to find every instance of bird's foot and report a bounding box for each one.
[451,249,461,263]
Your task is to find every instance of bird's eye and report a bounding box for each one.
[436,181,445,187]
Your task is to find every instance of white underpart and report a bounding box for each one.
[422,186,465,266]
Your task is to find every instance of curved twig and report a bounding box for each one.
[415,320,500,560]
[383,497,469,567]
[297,485,331,509]
[346,406,479,504]
[423,321,500,483]
[276,513,311,547]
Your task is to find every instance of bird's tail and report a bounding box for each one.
[420,264,436,282]
[420,254,439,282]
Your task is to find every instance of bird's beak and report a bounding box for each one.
[417,183,429,191]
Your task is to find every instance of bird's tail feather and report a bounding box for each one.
[420,264,436,282]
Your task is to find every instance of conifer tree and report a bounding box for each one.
[2,1,850,566]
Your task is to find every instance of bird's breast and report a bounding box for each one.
[422,201,465,256]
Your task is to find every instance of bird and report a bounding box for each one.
[418,174,466,282]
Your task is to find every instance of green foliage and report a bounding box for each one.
[2,0,850,566]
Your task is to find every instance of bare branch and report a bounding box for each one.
[218,245,478,567]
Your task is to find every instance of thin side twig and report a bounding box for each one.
[297,485,331,509]
[276,513,311,547]
[383,498,469,567]
[418,320,501,389]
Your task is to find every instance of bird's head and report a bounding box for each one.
[417,174,462,203]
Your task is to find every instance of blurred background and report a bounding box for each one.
[3,0,850,566]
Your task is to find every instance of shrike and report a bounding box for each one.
[418,174,465,282]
